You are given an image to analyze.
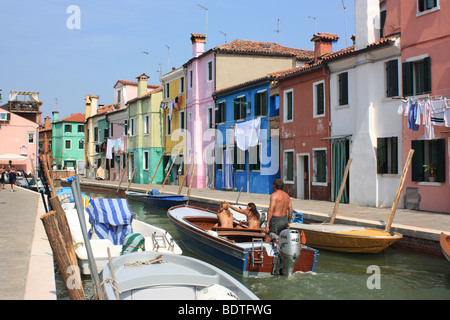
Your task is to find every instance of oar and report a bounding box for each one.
[385,149,414,233]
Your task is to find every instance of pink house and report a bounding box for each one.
[384,0,450,213]
[0,107,39,173]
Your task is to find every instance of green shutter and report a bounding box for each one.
[423,56,432,94]
[436,139,445,182]
[387,60,399,97]
[262,91,268,116]
[234,99,239,120]
[377,137,387,174]
[411,140,424,181]
[317,83,324,115]
[391,136,398,174]
[402,62,414,97]
[254,93,261,116]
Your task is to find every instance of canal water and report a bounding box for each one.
[56,188,450,300]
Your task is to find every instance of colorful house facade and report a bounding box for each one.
[184,33,313,189]
[52,112,86,169]
[387,0,450,213]
[126,74,164,184]
[276,34,337,201]
[213,76,280,194]
[160,67,186,184]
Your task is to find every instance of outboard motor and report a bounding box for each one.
[276,229,302,276]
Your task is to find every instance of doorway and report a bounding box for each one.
[296,153,310,199]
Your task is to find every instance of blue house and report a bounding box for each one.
[212,76,280,194]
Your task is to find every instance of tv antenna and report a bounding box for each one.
[274,19,280,43]
[197,4,208,46]
[219,31,227,44]
[308,16,316,34]
[342,0,348,47]
[165,45,170,72]
[142,51,149,75]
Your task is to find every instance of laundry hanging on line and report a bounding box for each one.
[234,117,261,151]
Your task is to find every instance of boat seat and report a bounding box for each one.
[216,230,265,239]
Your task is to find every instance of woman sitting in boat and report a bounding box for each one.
[214,201,234,228]
[229,203,260,229]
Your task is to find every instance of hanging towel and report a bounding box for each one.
[431,99,446,126]
[222,146,234,189]
[234,118,261,151]
[407,101,419,131]
[106,139,114,159]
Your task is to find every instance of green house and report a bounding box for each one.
[52,112,86,169]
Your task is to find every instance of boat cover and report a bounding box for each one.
[86,198,134,245]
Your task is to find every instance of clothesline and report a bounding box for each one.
[398,96,450,140]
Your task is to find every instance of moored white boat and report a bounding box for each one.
[100,251,259,300]
[63,198,182,275]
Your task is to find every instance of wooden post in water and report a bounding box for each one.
[126,167,137,192]
[385,149,415,233]
[40,211,85,300]
[116,167,127,193]
[329,158,352,224]
[146,151,166,194]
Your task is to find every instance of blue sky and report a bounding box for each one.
[0,0,354,120]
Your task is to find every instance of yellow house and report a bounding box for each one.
[160,67,186,184]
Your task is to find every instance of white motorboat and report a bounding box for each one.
[100,251,259,300]
[63,198,182,275]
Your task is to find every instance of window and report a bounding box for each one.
[255,90,268,117]
[189,70,193,89]
[234,146,245,171]
[180,76,185,93]
[284,89,293,122]
[234,96,246,121]
[417,0,438,13]
[207,107,213,129]
[78,140,84,150]
[403,57,431,97]
[78,124,84,133]
[109,123,114,137]
[165,83,170,99]
[144,115,149,134]
[313,81,325,117]
[386,60,399,97]
[117,90,121,104]
[338,72,349,106]
[124,120,128,136]
[166,115,171,136]
[207,60,213,82]
[28,133,34,144]
[65,140,71,149]
[313,148,327,185]
[179,110,185,132]
[377,137,398,174]
[283,150,294,183]
[64,124,72,133]
[122,153,126,169]
[130,118,136,136]
[94,127,98,142]
[411,139,445,182]
[104,128,109,139]
[143,151,149,170]
[249,144,261,171]
[215,145,224,171]
[215,101,226,124]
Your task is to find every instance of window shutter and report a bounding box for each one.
[436,138,445,182]
[391,136,398,174]
[377,137,387,174]
[387,60,399,97]
[402,62,414,97]
[411,140,424,181]
[254,93,261,116]
[317,83,324,114]
[262,91,268,116]
[423,56,432,94]
[234,99,239,120]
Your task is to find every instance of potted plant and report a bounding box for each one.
[423,163,437,182]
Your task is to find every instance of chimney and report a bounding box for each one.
[86,94,99,118]
[44,116,51,129]
[311,33,339,63]
[136,73,149,98]
[191,33,206,58]
[355,0,380,51]
[52,111,59,123]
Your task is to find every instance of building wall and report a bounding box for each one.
[52,121,85,168]
[279,67,331,200]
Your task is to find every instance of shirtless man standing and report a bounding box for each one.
[264,179,293,242]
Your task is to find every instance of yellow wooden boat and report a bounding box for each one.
[290,223,402,253]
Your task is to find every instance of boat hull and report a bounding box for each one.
[440,232,450,264]
[168,205,318,277]
[125,191,148,202]
[291,223,402,253]
[144,195,188,209]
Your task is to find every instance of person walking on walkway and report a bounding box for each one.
[8,166,17,192]
[0,165,6,190]
[264,179,293,242]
